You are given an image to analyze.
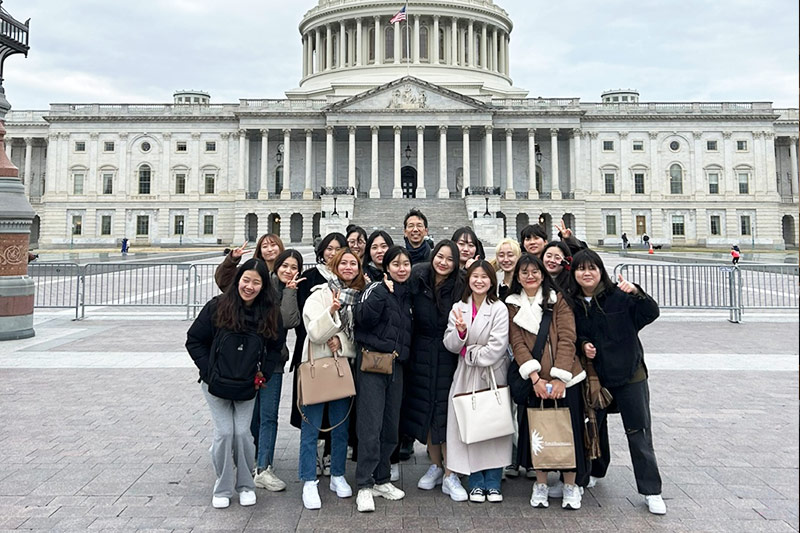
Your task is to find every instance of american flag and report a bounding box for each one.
[389,5,407,24]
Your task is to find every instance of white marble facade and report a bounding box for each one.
[4,0,799,249]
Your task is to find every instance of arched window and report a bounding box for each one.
[368,27,375,62]
[669,164,683,194]
[419,26,429,61]
[138,164,151,195]
[438,27,445,62]
[384,26,394,60]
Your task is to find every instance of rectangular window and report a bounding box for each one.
[103,141,115,152]
[176,141,188,152]
[174,215,185,235]
[706,140,718,151]
[205,141,216,152]
[634,173,645,194]
[204,173,215,194]
[602,140,614,151]
[175,173,186,194]
[604,173,615,194]
[710,215,721,236]
[632,140,644,152]
[203,215,215,235]
[71,215,82,235]
[100,215,112,235]
[138,169,151,195]
[74,141,86,152]
[102,173,113,194]
[136,215,149,236]
[740,215,752,236]
[605,215,617,236]
[72,173,84,195]
[708,172,720,194]
[736,140,748,151]
[738,172,749,194]
[671,215,685,236]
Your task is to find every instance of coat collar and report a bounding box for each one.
[506,289,557,335]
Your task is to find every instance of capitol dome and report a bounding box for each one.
[286,0,528,100]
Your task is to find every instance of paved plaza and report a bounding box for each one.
[0,291,797,531]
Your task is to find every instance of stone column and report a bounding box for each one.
[722,131,733,195]
[451,19,458,65]
[348,126,356,194]
[356,18,363,66]
[438,125,449,198]
[260,129,269,197]
[498,31,506,75]
[462,126,470,196]
[192,132,201,195]
[467,21,474,67]
[504,128,514,199]
[648,131,659,196]
[374,16,381,64]
[220,132,230,192]
[4,136,10,158]
[416,125,425,198]
[23,137,32,197]
[393,126,402,198]
[753,131,764,194]
[238,129,247,192]
[161,133,171,196]
[118,133,128,197]
[433,16,440,64]
[325,126,334,188]
[764,132,778,194]
[325,24,332,70]
[480,24,488,69]
[492,28,498,72]
[789,136,798,195]
[315,28,322,72]
[281,129,291,199]
[484,125,494,189]
[393,20,401,64]
[304,129,314,199]
[527,128,538,199]
[619,131,628,196]
[302,34,308,77]
[339,21,346,68]
[571,128,582,195]
[504,34,510,76]
[57,133,69,194]
[692,131,703,195]
[370,126,380,198]
[550,128,561,199]
[413,15,420,64]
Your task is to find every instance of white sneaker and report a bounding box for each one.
[254,466,287,492]
[302,480,321,510]
[356,488,375,512]
[372,482,405,500]
[329,475,353,498]
[645,494,667,515]
[587,475,600,488]
[238,490,256,507]
[530,483,549,508]
[390,463,400,482]
[211,496,230,509]
[561,484,581,510]
[441,473,468,502]
[417,464,444,490]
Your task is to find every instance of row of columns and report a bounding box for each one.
[302,16,510,76]
[5,136,35,197]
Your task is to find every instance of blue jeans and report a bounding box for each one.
[299,397,350,482]
[256,372,283,469]
[468,468,502,491]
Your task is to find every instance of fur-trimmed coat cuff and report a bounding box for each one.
[550,366,573,384]
[518,359,541,379]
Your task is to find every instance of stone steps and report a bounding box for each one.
[351,198,471,243]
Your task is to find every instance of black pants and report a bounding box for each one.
[591,379,662,495]
[355,362,404,489]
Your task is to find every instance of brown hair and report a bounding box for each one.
[254,234,285,262]
[214,258,280,339]
[461,260,499,304]
[326,248,367,291]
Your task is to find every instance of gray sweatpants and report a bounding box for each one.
[201,383,256,498]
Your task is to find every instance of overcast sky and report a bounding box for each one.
[3,0,798,110]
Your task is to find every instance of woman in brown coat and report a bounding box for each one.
[506,253,588,511]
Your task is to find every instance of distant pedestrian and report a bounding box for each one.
[121,237,129,254]
[731,245,741,265]
[642,233,650,249]
[621,232,629,250]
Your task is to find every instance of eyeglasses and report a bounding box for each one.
[520,270,542,278]
[406,223,426,230]
[347,239,365,246]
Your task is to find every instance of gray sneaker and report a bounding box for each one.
[254,466,286,492]
[441,473,468,502]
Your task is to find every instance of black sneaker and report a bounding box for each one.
[469,487,486,503]
[486,488,503,503]
[398,437,415,461]
[503,464,520,478]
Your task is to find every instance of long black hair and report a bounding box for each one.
[314,232,347,264]
[381,245,411,277]
[365,230,394,266]
[461,260,498,304]
[568,248,614,298]
[509,253,559,309]
[429,239,464,313]
[451,226,485,264]
[214,258,280,339]
[273,249,304,275]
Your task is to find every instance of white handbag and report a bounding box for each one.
[452,366,515,444]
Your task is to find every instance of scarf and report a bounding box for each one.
[405,237,432,265]
[326,276,360,341]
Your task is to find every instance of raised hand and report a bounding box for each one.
[383,273,394,293]
[583,342,597,359]
[285,272,306,290]
[465,255,481,269]
[617,273,639,295]
[557,219,572,240]
[453,307,467,333]
[231,240,249,259]
[330,289,341,315]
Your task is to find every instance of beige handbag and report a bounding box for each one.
[360,348,397,374]
[296,346,356,432]
[527,401,576,470]
[452,367,515,444]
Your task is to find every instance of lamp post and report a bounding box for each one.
[483,197,491,218]
[0,0,35,340]
[331,196,339,217]
[535,144,543,163]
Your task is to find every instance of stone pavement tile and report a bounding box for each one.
[85,516,133,529]
[20,515,95,530]
[471,516,510,529]
[503,516,547,530]
[436,515,474,530]
[727,484,786,500]
[660,466,719,484]
[575,517,628,531]
[753,468,800,487]
[84,503,127,517]
[417,502,454,517]
[0,517,26,529]
[755,499,800,519]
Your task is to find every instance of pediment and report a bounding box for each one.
[325,76,491,113]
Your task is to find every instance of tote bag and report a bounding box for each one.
[452,367,515,444]
[527,400,576,470]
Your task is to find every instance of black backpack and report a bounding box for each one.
[206,330,265,401]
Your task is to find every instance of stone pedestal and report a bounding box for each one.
[473,218,504,248]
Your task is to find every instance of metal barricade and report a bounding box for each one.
[187,264,222,319]
[737,264,799,311]
[27,262,81,319]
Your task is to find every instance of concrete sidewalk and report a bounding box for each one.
[0,313,797,532]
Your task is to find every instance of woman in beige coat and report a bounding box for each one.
[443,260,511,503]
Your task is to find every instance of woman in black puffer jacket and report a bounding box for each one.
[352,246,413,512]
[402,240,464,494]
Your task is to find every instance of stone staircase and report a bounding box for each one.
[351,198,471,244]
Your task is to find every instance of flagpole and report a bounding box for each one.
[405,2,410,76]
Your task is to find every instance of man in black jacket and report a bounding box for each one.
[403,209,433,265]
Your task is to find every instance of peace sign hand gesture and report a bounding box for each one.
[330,289,342,315]
[453,307,467,333]
[231,240,249,260]
[465,255,481,270]
[617,274,639,295]
[286,273,307,290]
[556,219,572,240]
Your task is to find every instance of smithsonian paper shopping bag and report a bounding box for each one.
[527,402,576,470]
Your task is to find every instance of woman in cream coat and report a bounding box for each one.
[443,260,511,503]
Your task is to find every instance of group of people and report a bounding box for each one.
[186,209,667,516]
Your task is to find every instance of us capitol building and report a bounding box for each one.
[5,0,799,249]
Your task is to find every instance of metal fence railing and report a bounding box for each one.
[613,263,799,322]
[27,263,82,319]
